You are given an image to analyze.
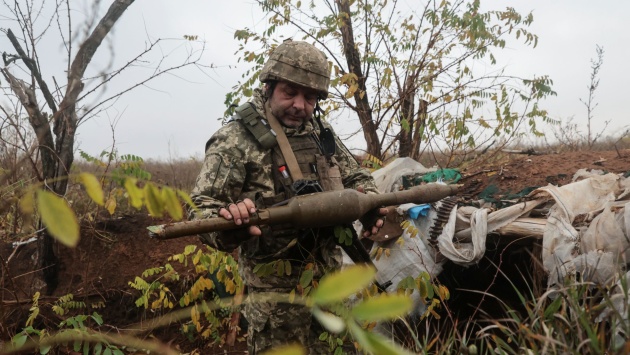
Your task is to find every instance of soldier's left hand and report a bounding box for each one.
[362,207,388,238]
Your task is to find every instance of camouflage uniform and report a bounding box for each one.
[190,41,378,354]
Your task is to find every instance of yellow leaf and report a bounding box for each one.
[177,189,196,210]
[289,289,296,303]
[162,186,183,220]
[36,190,79,247]
[375,248,383,261]
[438,285,450,300]
[478,118,491,129]
[225,279,235,294]
[191,306,201,331]
[261,344,306,355]
[19,190,35,215]
[124,178,143,209]
[79,173,104,206]
[105,196,116,215]
[144,182,164,217]
[345,83,359,98]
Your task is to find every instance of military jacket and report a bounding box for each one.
[190,89,378,288]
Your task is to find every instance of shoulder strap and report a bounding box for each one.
[264,102,304,181]
[234,103,278,150]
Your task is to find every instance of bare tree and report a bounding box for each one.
[1,0,205,293]
[580,45,608,148]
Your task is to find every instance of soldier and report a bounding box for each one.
[190,39,387,354]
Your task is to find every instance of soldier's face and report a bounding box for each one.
[269,81,318,128]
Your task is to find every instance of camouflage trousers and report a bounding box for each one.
[243,288,357,354]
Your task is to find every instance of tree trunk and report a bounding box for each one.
[335,0,381,158]
[3,0,135,294]
[398,74,418,158]
[410,99,428,160]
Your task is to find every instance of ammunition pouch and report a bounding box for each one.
[234,103,277,150]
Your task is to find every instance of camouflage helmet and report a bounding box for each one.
[260,39,331,99]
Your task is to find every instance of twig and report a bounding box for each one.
[501,148,546,156]
[461,169,496,180]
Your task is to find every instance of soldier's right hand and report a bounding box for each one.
[219,198,262,236]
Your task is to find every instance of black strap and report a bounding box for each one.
[314,104,336,158]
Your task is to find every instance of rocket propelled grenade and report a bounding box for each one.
[147,183,460,240]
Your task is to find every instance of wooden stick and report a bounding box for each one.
[225,285,245,346]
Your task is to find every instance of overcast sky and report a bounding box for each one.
[3,1,629,160]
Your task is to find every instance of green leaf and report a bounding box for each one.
[544,296,562,320]
[318,332,329,341]
[12,333,27,348]
[124,178,143,209]
[276,260,285,276]
[299,269,313,289]
[91,312,103,325]
[351,294,413,321]
[260,343,306,355]
[347,321,371,352]
[311,265,375,305]
[40,344,52,354]
[36,189,79,247]
[161,186,183,220]
[79,172,104,206]
[362,330,416,355]
[312,307,346,333]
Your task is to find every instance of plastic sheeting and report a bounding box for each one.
[371,157,436,193]
[349,158,630,320]
[433,169,629,286]
[536,170,630,287]
[367,159,630,291]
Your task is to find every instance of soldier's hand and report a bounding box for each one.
[219,198,262,236]
[356,185,388,238]
[362,207,388,238]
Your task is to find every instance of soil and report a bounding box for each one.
[2,149,630,354]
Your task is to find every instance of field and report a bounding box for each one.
[1,147,630,353]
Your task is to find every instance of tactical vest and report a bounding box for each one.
[234,102,344,201]
[234,102,344,261]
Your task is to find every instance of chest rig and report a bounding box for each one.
[234,102,343,201]
[235,101,344,263]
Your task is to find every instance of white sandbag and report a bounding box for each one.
[371,157,436,193]
[533,173,622,287]
[437,207,488,265]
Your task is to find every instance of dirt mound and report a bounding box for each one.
[461,149,630,198]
